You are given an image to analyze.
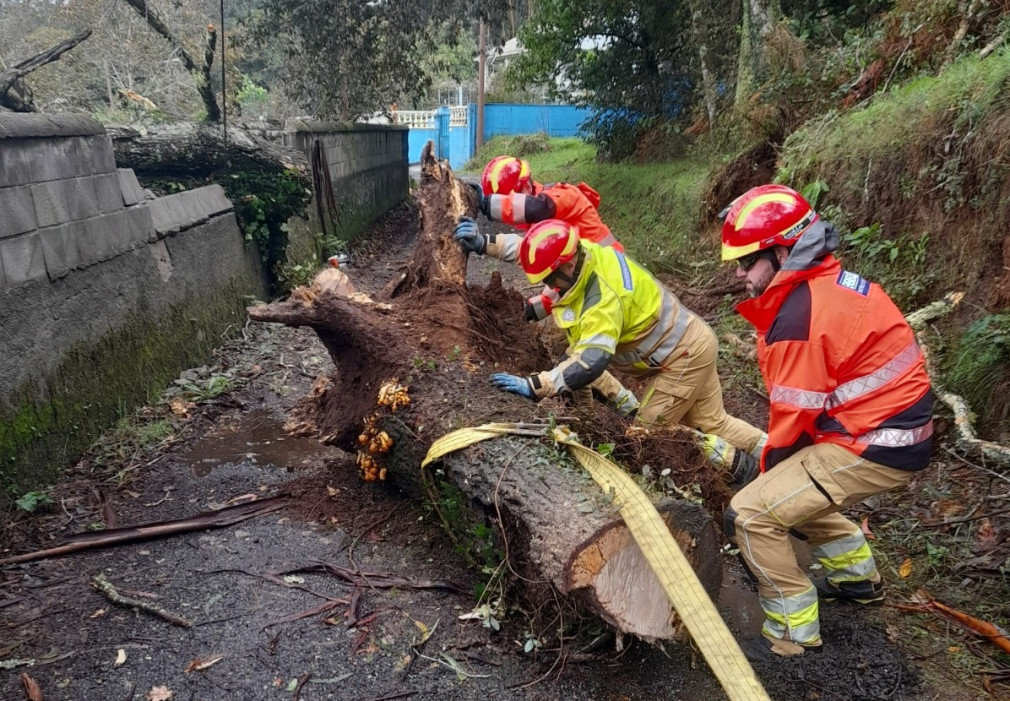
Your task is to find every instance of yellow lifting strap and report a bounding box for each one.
[422,423,770,701]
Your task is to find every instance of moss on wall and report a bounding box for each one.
[0,279,255,501]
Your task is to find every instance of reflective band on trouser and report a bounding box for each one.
[810,530,878,584]
[827,341,921,409]
[612,298,691,369]
[857,422,933,447]
[760,586,820,644]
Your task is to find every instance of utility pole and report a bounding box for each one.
[476,19,486,151]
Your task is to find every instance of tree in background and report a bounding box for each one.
[510,0,739,159]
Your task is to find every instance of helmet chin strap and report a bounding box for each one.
[766,248,782,273]
[551,249,585,291]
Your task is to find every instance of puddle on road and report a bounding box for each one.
[183,409,335,477]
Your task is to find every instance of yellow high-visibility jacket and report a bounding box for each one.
[530,242,697,398]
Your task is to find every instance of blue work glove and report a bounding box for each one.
[490,372,536,400]
[468,182,487,213]
[454,216,487,255]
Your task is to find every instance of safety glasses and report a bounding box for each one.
[736,250,766,272]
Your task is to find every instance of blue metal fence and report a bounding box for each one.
[397,103,591,169]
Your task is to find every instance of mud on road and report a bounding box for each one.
[0,201,946,701]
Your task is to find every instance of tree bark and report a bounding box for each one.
[734,0,780,107]
[247,141,725,642]
[688,0,718,127]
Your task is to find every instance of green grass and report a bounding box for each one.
[463,136,717,282]
[779,48,1010,185]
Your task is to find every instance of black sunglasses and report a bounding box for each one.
[736,250,766,272]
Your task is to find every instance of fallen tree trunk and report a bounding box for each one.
[108,122,308,179]
[247,142,724,642]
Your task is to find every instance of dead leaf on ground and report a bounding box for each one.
[885,623,900,643]
[975,518,997,551]
[169,397,195,418]
[860,516,876,540]
[20,673,42,701]
[899,558,913,578]
[115,649,127,666]
[146,686,173,701]
[184,655,224,673]
[89,608,106,619]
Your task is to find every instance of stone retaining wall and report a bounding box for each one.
[0,114,267,500]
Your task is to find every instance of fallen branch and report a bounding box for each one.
[279,562,468,594]
[0,496,289,567]
[0,30,92,112]
[891,591,1010,656]
[92,573,192,627]
[905,292,1010,467]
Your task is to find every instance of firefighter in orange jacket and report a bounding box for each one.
[455,155,621,321]
[719,185,933,661]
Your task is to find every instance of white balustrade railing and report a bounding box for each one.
[392,107,469,129]
[393,110,435,128]
[449,106,468,126]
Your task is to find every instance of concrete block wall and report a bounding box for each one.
[282,120,409,242]
[0,114,268,501]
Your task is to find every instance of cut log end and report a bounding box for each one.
[568,501,721,641]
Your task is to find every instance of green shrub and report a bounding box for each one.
[945,312,1010,440]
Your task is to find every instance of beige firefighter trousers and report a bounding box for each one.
[728,442,915,600]
[635,316,765,454]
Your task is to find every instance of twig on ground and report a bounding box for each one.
[92,573,191,627]
[890,595,1010,655]
[292,672,311,701]
[0,496,288,567]
[922,505,1010,528]
[365,691,418,701]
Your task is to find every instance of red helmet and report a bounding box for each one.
[720,185,818,261]
[482,155,532,195]
[520,219,580,285]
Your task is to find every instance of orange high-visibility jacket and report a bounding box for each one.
[485,182,623,251]
[736,225,932,472]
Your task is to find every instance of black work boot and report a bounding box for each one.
[740,632,823,662]
[813,577,885,604]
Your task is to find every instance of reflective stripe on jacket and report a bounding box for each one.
[486,182,623,251]
[535,242,695,395]
[736,250,933,472]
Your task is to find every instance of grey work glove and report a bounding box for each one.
[453,216,487,255]
[468,182,488,214]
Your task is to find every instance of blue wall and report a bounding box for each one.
[404,103,591,169]
[408,128,437,166]
[483,103,592,140]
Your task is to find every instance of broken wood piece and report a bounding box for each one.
[92,573,191,628]
[20,672,42,701]
[0,496,289,567]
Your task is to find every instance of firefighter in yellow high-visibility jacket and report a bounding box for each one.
[486,218,766,463]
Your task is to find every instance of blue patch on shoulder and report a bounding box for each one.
[615,251,634,291]
[836,270,870,296]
